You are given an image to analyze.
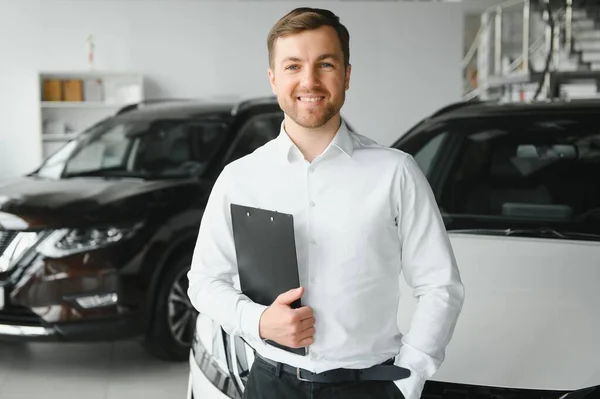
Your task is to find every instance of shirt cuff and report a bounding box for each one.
[240,301,268,342]
[393,368,426,399]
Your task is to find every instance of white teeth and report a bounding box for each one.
[299,97,324,102]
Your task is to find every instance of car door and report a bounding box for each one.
[395,113,600,391]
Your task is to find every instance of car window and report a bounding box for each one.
[413,131,448,176]
[434,117,600,233]
[36,140,79,179]
[61,119,226,179]
[132,120,225,176]
[227,112,283,162]
[64,124,132,175]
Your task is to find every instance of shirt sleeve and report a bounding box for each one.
[394,154,465,399]
[187,165,267,342]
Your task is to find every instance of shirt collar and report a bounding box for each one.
[275,120,355,163]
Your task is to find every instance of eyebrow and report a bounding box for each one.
[280,54,341,65]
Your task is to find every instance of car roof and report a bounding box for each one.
[114,100,235,121]
[113,97,279,122]
[431,99,600,121]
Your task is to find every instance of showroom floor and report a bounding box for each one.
[0,339,190,399]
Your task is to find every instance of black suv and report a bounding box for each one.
[0,97,289,360]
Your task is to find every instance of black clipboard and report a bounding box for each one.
[230,204,307,356]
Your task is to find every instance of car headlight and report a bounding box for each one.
[36,222,143,258]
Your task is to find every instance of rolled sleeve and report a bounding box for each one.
[393,367,426,399]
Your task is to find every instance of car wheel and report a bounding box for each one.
[145,253,197,361]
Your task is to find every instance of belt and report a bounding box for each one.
[255,353,411,383]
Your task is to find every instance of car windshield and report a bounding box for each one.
[36,117,227,180]
[407,114,600,236]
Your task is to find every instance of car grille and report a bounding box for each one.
[0,304,44,327]
[0,231,18,255]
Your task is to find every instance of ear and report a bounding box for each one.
[344,64,352,91]
[268,68,277,95]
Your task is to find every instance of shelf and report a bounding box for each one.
[41,102,131,109]
[42,133,80,142]
[38,70,144,160]
[40,71,143,80]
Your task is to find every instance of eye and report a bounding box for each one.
[320,63,334,68]
[285,65,299,71]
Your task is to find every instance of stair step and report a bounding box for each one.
[561,83,600,99]
[581,50,600,62]
[577,30,600,40]
[573,19,597,30]
[575,41,600,51]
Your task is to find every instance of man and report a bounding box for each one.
[187,7,464,399]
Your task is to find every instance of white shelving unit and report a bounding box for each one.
[38,71,144,159]
[41,102,127,109]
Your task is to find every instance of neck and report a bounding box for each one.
[284,114,342,163]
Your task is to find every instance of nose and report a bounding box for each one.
[300,67,321,89]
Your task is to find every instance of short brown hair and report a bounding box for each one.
[267,7,350,68]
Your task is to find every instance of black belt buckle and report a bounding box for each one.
[296,367,311,382]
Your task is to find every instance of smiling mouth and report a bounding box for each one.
[297,96,325,103]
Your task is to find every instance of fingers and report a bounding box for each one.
[299,317,315,331]
[297,326,315,341]
[289,326,316,348]
[296,336,315,348]
[293,306,314,320]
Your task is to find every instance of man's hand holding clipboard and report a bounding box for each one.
[230,204,313,356]
[258,286,315,351]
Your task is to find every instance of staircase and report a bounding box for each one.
[465,0,600,101]
[572,9,600,70]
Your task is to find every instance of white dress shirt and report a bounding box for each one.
[188,121,465,399]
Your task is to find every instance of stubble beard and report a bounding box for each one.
[282,92,344,129]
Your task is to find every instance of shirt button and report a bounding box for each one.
[309,167,315,173]
[310,278,316,284]
[309,201,315,207]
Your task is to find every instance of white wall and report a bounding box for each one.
[0,0,462,180]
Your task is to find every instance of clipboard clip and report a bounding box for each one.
[246,210,277,222]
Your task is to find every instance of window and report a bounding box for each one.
[130,120,226,177]
[227,112,283,162]
[37,140,79,179]
[436,117,600,232]
[64,124,133,175]
[60,119,226,179]
[413,132,448,176]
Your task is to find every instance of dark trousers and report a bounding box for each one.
[242,357,405,399]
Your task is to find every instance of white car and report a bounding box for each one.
[187,100,600,399]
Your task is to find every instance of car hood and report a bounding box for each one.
[0,176,200,229]
[397,233,600,391]
[196,233,600,393]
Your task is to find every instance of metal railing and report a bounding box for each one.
[463,0,577,100]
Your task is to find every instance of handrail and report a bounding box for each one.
[462,0,531,71]
[508,35,545,71]
[462,0,578,100]
[462,20,488,69]
[484,0,526,14]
